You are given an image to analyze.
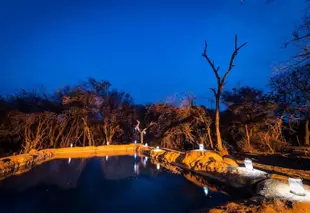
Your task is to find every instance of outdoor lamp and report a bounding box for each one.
[157,163,160,170]
[134,140,137,144]
[107,141,109,145]
[70,143,73,148]
[289,177,306,196]
[144,143,148,147]
[156,146,159,150]
[244,158,253,170]
[199,144,204,151]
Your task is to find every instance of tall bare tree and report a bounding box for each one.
[202,35,247,151]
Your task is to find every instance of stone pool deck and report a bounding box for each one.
[137,145,310,203]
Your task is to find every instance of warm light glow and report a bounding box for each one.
[199,144,204,151]
[68,158,71,164]
[244,158,253,170]
[203,186,208,195]
[70,143,73,148]
[144,143,148,147]
[107,141,109,145]
[153,146,162,152]
[157,163,160,170]
[289,177,306,196]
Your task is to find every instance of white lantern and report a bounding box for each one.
[70,143,73,148]
[134,140,137,144]
[144,143,148,147]
[156,163,160,170]
[203,186,208,195]
[107,141,109,145]
[156,146,159,150]
[289,177,306,196]
[199,144,204,151]
[244,158,253,170]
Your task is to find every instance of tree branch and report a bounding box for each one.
[202,41,221,85]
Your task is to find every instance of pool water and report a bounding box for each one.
[0,156,235,213]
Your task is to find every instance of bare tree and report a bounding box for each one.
[202,35,247,151]
[135,120,154,144]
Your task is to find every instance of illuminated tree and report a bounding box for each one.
[202,35,247,152]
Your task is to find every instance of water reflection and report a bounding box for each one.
[0,156,236,213]
[203,186,208,196]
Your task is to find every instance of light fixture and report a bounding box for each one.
[70,143,73,148]
[156,146,159,149]
[156,163,160,170]
[144,143,148,147]
[199,144,204,151]
[134,140,137,144]
[203,186,208,196]
[289,177,306,196]
[244,158,253,170]
[107,141,109,145]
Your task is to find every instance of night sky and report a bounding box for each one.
[0,0,306,105]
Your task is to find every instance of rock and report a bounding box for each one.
[182,150,223,168]
[223,156,239,167]
[29,149,38,154]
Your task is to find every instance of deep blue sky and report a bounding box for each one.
[0,0,306,105]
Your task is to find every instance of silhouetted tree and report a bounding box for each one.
[202,35,247,152]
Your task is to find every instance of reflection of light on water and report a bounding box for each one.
[157,163,160,170]
[106,156,109,161]
[143,156,148,167]
[203,186,208,195]
[134,163,140,175]
[134,153,137,159]
[68,158,71,164]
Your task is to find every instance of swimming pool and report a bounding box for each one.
[0,155,237,213]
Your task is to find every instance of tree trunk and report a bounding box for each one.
[207,127,214,149]
[215,96,223,151]
[244,124,251,146]
[305,119,310,146]
[140,132,144,144]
